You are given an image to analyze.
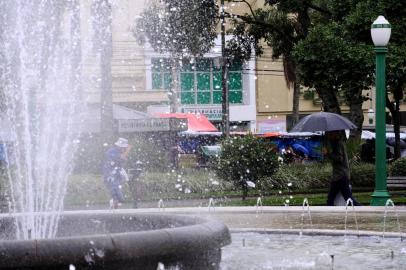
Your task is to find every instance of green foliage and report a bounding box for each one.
[73,134,173,174]
[0,164,8,212]
[73,134,107,174]
[350,162,375,187]
[215,135,279,198]
[267,162,374,190]
[65,169,229,205]
[303,90,315,100]
[134,0,218,58]
[270,163,331,190]
[128,136,171,172]
[346,137,362,163]
[389,157,406,176]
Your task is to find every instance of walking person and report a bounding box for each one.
[324,131,360,206]
[102,137,132,209]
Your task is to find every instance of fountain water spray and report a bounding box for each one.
[208,197,215,212]
[158,199,165,211]
[383,199,402,241]
[0,0,86,240]
[300,198,313,236]
[255,196,263,216]
[344,198,359,238]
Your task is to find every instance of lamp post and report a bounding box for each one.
[220,0,230,137]
[371,16,391,206]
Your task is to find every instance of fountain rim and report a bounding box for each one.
[0,212,231,269]
[230,228,404,239]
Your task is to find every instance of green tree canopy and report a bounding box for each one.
[135,0,218,58]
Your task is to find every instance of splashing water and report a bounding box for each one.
[255,196,263,216]
[0,0,98,239]
[158,199,165,211]
[300,198,313,236]
[344,198,359,238]
[383,199,403,240]
[208,197,215,212]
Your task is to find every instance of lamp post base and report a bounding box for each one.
[371,190,391,206]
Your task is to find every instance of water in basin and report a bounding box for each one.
[221,232,406,270]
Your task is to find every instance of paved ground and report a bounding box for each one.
[61,205,406,234]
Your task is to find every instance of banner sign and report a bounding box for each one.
[118,118,187,133]
[182,106,222,121]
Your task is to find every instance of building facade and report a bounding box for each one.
[80,0,392,133]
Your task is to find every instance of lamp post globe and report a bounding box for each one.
[371,16,391,47]
[370,16,391,206]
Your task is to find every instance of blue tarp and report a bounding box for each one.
[271,138,322,160]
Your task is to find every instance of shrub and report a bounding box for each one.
[389,157,406,176]
[128,135,171,171]
[215,135,279,199]
[73,134,107,174]
[73,134,172,174]
[265,162,375,192]
[350,162,375,187]
[270,163,331,191]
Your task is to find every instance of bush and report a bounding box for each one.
[128,135,171,171]
[389,157,406,176]
[73,134,108,174]
[350,162,375,187]
[215,135,279,199]
[270,163,331,190]
[265,162,375,192]
[73,134,172,174]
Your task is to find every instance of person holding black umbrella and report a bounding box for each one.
[323,131,360,206]
[291,112,360,206]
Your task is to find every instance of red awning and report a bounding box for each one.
[155,113,218,132]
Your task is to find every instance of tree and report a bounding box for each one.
[134,0,218,112]
[91,0,114,138]
[215,135,279,200]
[225,0,311,127]
[295,0,406,158]
[343,0,406,159]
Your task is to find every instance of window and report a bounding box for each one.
[152,59,172,90]
[151,58,243,105]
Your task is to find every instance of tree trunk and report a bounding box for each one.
[291,82,300,127]
[348,95,363,140]
[170,57,179,113]
[318,87,350,180]
[394,98,401,159]
[99,3,114,139]
[317,88,341,114]
[242,182,248,200]
[386,95,400,159]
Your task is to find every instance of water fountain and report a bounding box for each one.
[344,198,359,238]
[0,0,83,240]
[300,198,313,235]
[0,1,230,269]
[1,1,406,270]
[383,199,403,240]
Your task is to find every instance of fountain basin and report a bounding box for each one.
[0,212,231,270]
[222,230,406,270]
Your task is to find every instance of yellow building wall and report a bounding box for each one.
[82,0,168,105]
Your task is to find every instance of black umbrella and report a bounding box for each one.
[291,112,356,132]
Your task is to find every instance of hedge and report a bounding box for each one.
[268,162,375,191]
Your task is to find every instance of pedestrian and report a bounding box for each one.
[323,131,360,206]
[102,137,132,209]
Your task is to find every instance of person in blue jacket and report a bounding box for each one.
[103,138,132,209]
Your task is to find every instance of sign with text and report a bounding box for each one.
[182,107,222,121]
[118,118,187,133]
